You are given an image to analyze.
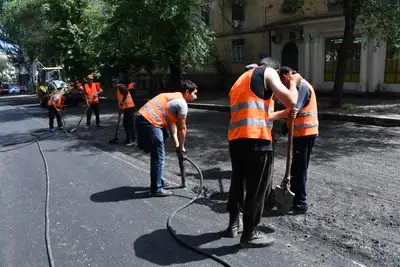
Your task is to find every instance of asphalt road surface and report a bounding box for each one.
[0,95,399,267]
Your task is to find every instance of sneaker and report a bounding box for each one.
[126,141,135,147]
[224,215,243,238]
[240,230,275,248]
[150,189,173,197]
[85,125,90,129]
[49,128,55,133]
[162,179,173,188]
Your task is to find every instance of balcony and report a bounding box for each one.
[280,0,305,13]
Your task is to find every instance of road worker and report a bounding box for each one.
[112,79,136,146]
[48,90,65,132]
[83,74,103,128]
[226,57,302,248]
[269,66,319,214]
[135,80,198,197]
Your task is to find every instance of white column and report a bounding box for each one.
[302,33,311,80]
[309,32,321,86]
[359,33,370,92]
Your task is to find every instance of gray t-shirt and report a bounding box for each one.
[167,98,188,116]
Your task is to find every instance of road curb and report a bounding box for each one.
[187,103,400,127]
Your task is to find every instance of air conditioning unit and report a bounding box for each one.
[231,20,241,29]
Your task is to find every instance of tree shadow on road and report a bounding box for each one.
[133,229,239,266]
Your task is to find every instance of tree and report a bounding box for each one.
[330,0,400,108]
[103,0,215,89]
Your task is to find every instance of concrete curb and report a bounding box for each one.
[187,103,400,127]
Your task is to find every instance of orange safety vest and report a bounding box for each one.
[84,83,99,103]
[128,82,134,90]
[138,92,184,128]
[117,89,135,109]
[287,80,319,137]
[48,93,62,108]
[228,68,274,141]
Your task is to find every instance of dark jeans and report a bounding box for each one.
[123,107,136,141]
[136,114,169,193]
[290,136,316,210]
[86,102,100,126]
[48,106,62,129]
[227,144,273,234]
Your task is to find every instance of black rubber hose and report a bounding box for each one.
[0,133,57,267]
[166,156,235,267]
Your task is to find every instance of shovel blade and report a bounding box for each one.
[275,185,295,214]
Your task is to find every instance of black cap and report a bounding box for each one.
[111,78,119,84]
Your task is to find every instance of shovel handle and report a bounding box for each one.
[282,116,295,186]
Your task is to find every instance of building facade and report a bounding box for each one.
[186,0,400,93]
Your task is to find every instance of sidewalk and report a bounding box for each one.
[99,91,400,127]
[188,93,400,127]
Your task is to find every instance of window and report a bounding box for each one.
[201,6,210,25]
[384,46,400,83]
[324,36,361,82]
[231,39,244,63]
[327,0,343,12]
[202,54,213,65]
[231,1,244,21]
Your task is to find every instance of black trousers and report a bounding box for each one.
[48,106,62,129]
[86,102,100,126]
[290,136,316,209]
[123,107,136,141]
[227,145,273,234]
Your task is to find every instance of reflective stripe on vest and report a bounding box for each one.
[138,92,183,128]
[287,80,319,137]
[117,89,135,109]
[228,67,274,141]
[85,83,99,103]
[47,93,62,108]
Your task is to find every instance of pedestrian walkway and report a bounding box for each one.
[188,92,400,127]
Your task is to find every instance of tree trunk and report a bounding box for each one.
[168,54,182,92]
[330,5,358,108]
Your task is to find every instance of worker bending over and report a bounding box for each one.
[270,66,319,214]
[226,57,301,248]
[84,74,103,128]
[136,80,198,197]
[48,90,65,132]
[112,79,136,146]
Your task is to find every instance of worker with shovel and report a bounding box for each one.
[84,74,103,128]
[226,57,302,248]
[270,66,319,214]
[112,79,136,146]
[47,90,66,132]
[135,80,198,197]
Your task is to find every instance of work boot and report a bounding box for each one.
[224,215,243,237]
[240,229,275,248]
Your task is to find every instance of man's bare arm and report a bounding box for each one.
[168,123,179,148]
[264,68,298,108]
[175,115,187,151]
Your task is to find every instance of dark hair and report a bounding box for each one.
[179,80,198,94]
[279,66,296,76]
[260,57,281,70]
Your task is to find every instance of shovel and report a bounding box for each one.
[275,117,295,214]
[108,107,122,144]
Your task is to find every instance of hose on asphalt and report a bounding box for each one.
[0,132,57,267]
[166,155,235,267]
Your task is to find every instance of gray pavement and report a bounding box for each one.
[0,95,399,267]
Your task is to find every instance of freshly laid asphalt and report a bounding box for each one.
[0,95,398,267]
